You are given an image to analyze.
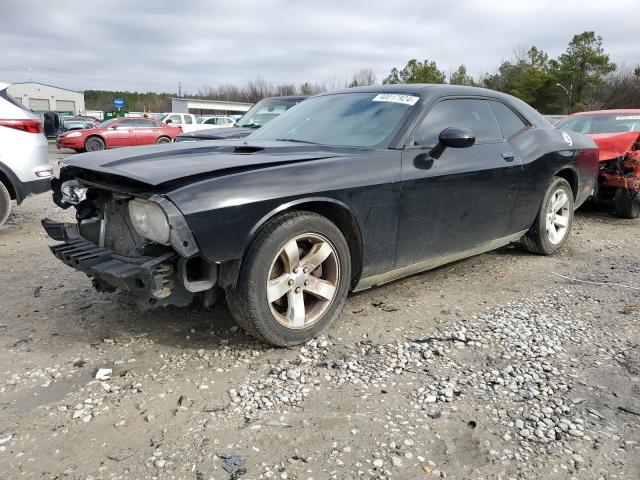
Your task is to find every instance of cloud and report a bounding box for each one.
[0,0,636,93]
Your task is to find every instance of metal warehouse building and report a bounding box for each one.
[7,82,85,115]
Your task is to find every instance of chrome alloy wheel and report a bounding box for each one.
[266,233,340,329]
[546,188,571,244]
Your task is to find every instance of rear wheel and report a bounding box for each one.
[226,211,351,346]
[85,136,105,152]
[156,136,171,144]
[613,188,640,219]
[0,181,11,226]
[521,177,574,255]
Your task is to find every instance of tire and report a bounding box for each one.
[85,136,105,152]
[613,188,640,219]
[226,211,351,346]
[156,136,171,144]
[521,177,574,255]
[0,181,11,227]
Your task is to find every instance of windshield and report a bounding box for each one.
[236,98,303,128]
[96,119,116,128]
[249,93,419,147]
[557,113,640,134]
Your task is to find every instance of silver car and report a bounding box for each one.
[0,83,53,225]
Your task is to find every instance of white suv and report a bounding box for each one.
[0,83,53,225]
[197,116,236,128]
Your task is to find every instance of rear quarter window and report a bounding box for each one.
[489,101,528,138]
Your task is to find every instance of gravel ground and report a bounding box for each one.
[0,143,638,479]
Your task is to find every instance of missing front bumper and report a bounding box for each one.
[42,218,196,309]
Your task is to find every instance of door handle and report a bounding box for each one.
[502,152,516,162]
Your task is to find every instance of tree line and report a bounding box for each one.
[85,31,639,114]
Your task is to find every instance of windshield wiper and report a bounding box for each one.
[274,138,319,144]
[239,123,261,129]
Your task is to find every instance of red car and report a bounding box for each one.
[556,109,640,218]
[57,117,182,152]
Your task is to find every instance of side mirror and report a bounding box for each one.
[165,119,172,124]
[110,124,118,129]
[430,127,475,159]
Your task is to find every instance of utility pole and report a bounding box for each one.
[178,81,182,98]
[556,83,572,115]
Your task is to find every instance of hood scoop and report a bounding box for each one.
[233,145,264,154]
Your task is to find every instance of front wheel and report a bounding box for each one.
[85,137,105,152]
[613,188,640,219]
[156,136,171,144]
[226,211,351,346]
[521,177,574,255]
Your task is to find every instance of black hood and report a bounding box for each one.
[63,140,361,186]
[175,126,255,141]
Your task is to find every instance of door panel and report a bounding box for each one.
[106,119,136,147]
[397,143,522,267]
[134,119,159,145]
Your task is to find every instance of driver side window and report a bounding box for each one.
[412,99,502,146]
[117,119,136,128]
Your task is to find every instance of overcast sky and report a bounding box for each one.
[1,0,637,94]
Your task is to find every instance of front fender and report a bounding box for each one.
[166,152,402,279]
[247,196,356,238]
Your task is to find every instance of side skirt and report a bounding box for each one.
[354,230,528,292]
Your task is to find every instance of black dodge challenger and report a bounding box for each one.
[44,85,599,346]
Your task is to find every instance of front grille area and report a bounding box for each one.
[103,200,147,256]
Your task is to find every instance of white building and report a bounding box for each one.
[7,82,85,115]
[171,97,252,116]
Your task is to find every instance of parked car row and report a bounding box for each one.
[51,97,304,151]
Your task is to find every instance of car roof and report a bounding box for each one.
[315,84,550,128]
[570,109,640,116]
[324,84,509,96]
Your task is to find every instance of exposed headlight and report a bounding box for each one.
[128,199,170,244]
[66,131,83,138]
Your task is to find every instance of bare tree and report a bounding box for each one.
[245,76,275,102]
[276,83,298,96]
[349,68,377,87]
[300,82,327,96]
[587,64,640,109]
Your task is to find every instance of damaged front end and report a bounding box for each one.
[43,168,217,309]
[592,132,640,217]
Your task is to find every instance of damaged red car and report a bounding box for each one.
[557,109,640,218]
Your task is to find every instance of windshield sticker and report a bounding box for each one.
[372,94,419,106]
[615,115,640,120]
